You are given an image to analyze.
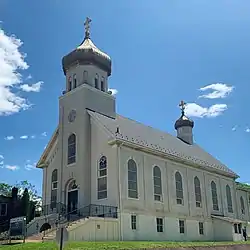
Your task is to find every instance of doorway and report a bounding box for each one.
[67,180,78,214]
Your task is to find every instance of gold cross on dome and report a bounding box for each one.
[179,100,186,115]
[84,17,92,38]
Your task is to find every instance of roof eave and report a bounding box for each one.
[108,138,237,179]
[36,127,59,168]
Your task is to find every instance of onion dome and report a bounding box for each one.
[174,101,194,130]
[62,17,111,76]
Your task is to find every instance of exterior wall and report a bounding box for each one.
[121,213,213,241]
[118,146,240,241]
[68,217,119,241]
[236,189,250,222]
[43,141,59,206]
[213,219,233,241]
[119,146,236,219]
[90,116,118,207]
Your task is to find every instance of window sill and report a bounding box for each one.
[97,198,108,201]
[128,197,140,201]
[67,162,76,167]
[154,200,163,204]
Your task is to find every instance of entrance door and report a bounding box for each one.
[67,190,78,214]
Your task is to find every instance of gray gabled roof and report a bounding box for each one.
[88,110,238,178]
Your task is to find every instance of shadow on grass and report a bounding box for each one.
[1,243,22,246]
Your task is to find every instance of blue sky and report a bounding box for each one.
[0,0,250,195]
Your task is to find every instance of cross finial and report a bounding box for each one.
[179,100,186,116]
[84,17,92,39]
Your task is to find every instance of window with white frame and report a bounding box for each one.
[175,172,184,205]
[73,74,77,88]
[153,166,162,202]
[156,217,163,232]
[194,176,202,208]
[240,196,245,214]
[128,159,138,199]
[95,74,99,89]
[199,222,204,235]
[97,156,107,199]
[179,219,185,234]
[226,185,233,213]
[211,181,219,211]
[101,77,105,91]
[68,134,76,165]
[68,77,72,91]
[50,169,58,209]
[131,215,137,230]
[0,204,7,216]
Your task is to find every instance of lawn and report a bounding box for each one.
[0,241,249,250]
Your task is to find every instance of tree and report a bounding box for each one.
[0,180,41,223]
[0,183,13,197]
[21,188,30,218]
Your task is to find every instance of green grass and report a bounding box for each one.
[0,241,249,250]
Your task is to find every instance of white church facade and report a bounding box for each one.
[29,18,250,242]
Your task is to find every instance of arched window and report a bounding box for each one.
[175,172,183,205]
[50,169,58,209]
[95,74,99,89]
[194,176,202,207]
[97,156,107,199]
[226,185,233,213]
[240,196,245,214]
[83,71,88,83]
[128,159,138,199]
[101,77,105,92]
[68,134,76,165]
[153,166,162,201]
[73,74,77,88]
[211,181,219,211]
[68,77,72,91]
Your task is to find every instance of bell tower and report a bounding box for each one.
[61,17,115,118]
[58,18,115,208]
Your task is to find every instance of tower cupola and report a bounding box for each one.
[174,100,194,145]
[62,17,111,76]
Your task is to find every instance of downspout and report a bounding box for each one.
[117,142,123,241]
[43,166,48,211]
[60,105,65,206]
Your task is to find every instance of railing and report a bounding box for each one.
[41,202,66,216]
[63,204,118,221]
[34,203,118,225]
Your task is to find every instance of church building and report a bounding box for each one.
[28,18,250,242]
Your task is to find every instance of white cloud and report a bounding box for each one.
[25,160,36,171]
[232,126,237,132]
[185,103,227,118]
[0,155,3,159]
[108,88,118,96]
[0,161,3,165]
[246,128,250,133]
[0,26,42,116]
[31,135,36,139]
[26,74,32,80]
[41,132,47,137]
[5,165,19,171]
[20,135,28,139]
[199,83,234,99]
[5,136,14,140]
[20,81,43,92]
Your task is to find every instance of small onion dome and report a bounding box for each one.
[62,17,111,76]
[174,114,194,130]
